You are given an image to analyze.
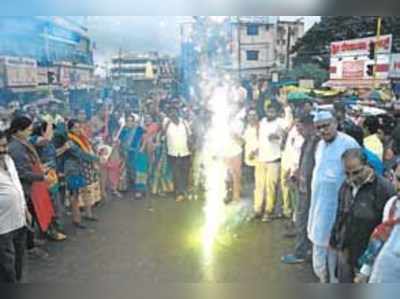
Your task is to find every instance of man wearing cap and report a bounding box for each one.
[308,110,359,283]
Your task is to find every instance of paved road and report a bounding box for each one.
[27,195,315,283]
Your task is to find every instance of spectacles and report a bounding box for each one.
[345,168,364,177]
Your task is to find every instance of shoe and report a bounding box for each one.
[176,195,185,202]
[46,230,67,241]
[281,254,306,264]
[261,213,273,223]
[83,215,99,222]
[73,222,87,229]
[34,238,47,246]
[51,232,67,241]
[28,247,49,259]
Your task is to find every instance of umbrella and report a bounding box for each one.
[287,92,313,103]
[367,90,381,101]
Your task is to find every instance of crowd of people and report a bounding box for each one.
[1,78,400,283]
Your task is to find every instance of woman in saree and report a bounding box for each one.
[8,115,56,250]
[30,120,67,241]
[149,118,174,197]
[64,119,100,229]
[119,114,142,194]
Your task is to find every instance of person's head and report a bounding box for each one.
[144,114,153,126]
[9,115,33,139]
[67,119,82,135]
[314,111,338,142]
[49,103,58,115]
[364,116,380,135]
[77,110,87,123]
[297,113,315,138]
[247,108,259,126]
[264,102,279,121]
[125,114,136,128]
[168,106,179,122]
[345,124,364,147]
[392,162,400,193]
[33,121,54,140]
[303,101,313,114]
[333,101,346,123]
[342,148,371,187]
[0,130,8,158]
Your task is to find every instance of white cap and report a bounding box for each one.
[313,110,334,123]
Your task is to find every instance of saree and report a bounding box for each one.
[68,132,100,206]
[13,136,55,232]
[150,133,174,195]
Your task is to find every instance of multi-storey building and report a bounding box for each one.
[0,16,94,105]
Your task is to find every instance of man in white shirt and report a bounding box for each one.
[0,130,28,283]
[256,92,293,222]
[164,106,192,202]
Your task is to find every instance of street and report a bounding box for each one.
[26,194,314,283]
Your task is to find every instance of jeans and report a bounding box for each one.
[0,227,27,283]
[168,155,191,196]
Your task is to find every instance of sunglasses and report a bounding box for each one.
[345,168,364,177]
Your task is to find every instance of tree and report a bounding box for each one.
[292,17,400,69]
[281,63,329,87]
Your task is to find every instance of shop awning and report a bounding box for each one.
[323,79,391,89]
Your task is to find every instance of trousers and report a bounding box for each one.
[254,161,280,215]
[293,192,312,258]
[168,155,191,196]
[0,227,26,283]
[312,244,338,283]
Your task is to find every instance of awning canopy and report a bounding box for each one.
[323,79,391,89]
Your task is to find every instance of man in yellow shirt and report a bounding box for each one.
[363,117,384,161]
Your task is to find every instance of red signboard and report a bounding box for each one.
[331,35,392,57]
[342,60,365,79]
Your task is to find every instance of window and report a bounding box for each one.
[246,24,259,36]
[246,50,259,61]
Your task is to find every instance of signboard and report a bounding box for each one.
[390,53,400,78]
[329,36,392,82]
[0,56,38,87]
[330,35,392,58]
[342,60,365,79]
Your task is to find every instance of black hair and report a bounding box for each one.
[32,121,49,137]
[364,116,380,135]
[344,124,364,147]
[8,115,32,136]
[342,148,368,165]
[67,119,80,131]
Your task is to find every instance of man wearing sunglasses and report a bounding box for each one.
[307,110,359,283]
[330,148,396,283]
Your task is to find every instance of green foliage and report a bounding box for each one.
[281,63,329,87]
[292,17,400,69]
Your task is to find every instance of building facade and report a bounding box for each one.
[179,16,304,87]
[0,16,94,105]
[110,51,177,97]
[275,19,305,70]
